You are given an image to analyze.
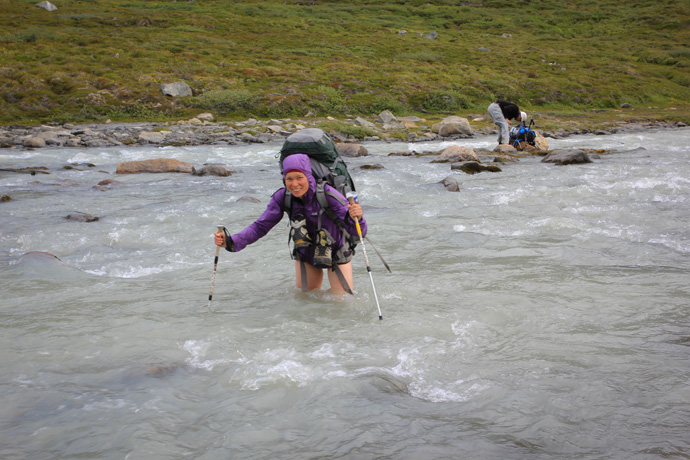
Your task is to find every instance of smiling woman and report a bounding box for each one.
[214,153,365,295]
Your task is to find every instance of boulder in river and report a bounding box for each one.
[337,143,369,157]
[431,145,478,163]
[194,165,233,177]
[493,144,517,154]
[542,149,593,165]
[116,158,196,174]
[439,176,460,192]
[534,131,550,150]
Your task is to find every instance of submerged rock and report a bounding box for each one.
[359,164,385,170]
[451,161,502,174]
[20,251,60,261]
[66,212,99,222]
[93,179,125,191]
[237,196,261,203]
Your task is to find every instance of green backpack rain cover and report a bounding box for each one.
[279,128,355,196]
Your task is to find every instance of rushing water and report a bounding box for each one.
[1,128,689,459]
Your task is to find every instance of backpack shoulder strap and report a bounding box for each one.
[317,184,359,254]
[282,188,292,214]
[316,184,348,229]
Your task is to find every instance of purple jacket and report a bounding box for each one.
[228,154,366,265]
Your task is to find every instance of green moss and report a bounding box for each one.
[320,121,378,139]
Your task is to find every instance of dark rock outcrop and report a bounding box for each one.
[451,161,502,174]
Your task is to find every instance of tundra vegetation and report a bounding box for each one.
[1,0,689,131]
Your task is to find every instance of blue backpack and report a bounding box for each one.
[510,119,536,148]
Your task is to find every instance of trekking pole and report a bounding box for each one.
[208,225,225,309]
[347,192,383,320]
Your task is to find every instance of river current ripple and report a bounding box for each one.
[1,129,689,459]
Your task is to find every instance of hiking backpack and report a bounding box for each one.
[279,128,355,196]
[278,128,359,255]
[510,119,537,148]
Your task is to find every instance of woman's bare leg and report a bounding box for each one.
[327,262,353,294]
[295,260,324,291]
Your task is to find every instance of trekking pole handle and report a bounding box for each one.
[346,192,362,230]
[216,225,226,248]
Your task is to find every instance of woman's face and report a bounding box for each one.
[285,171,309,198]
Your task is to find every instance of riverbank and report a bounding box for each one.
[1,109,687,151]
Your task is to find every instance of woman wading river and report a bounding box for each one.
[1,128,689,459]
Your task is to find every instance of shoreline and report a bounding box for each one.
[0,114,687,151]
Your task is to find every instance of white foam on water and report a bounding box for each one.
[182,340,239,371]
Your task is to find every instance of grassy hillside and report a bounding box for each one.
[1,0,689,127]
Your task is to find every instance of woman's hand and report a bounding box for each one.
[348,203,363,220]
[214,231,226,247]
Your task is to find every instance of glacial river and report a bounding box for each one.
[1,128,689,459]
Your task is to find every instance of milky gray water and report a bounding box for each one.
[1,128,689,459]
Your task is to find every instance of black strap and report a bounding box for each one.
[221,227,235,252]
[300,259,352,295]
[299,260,308,292]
